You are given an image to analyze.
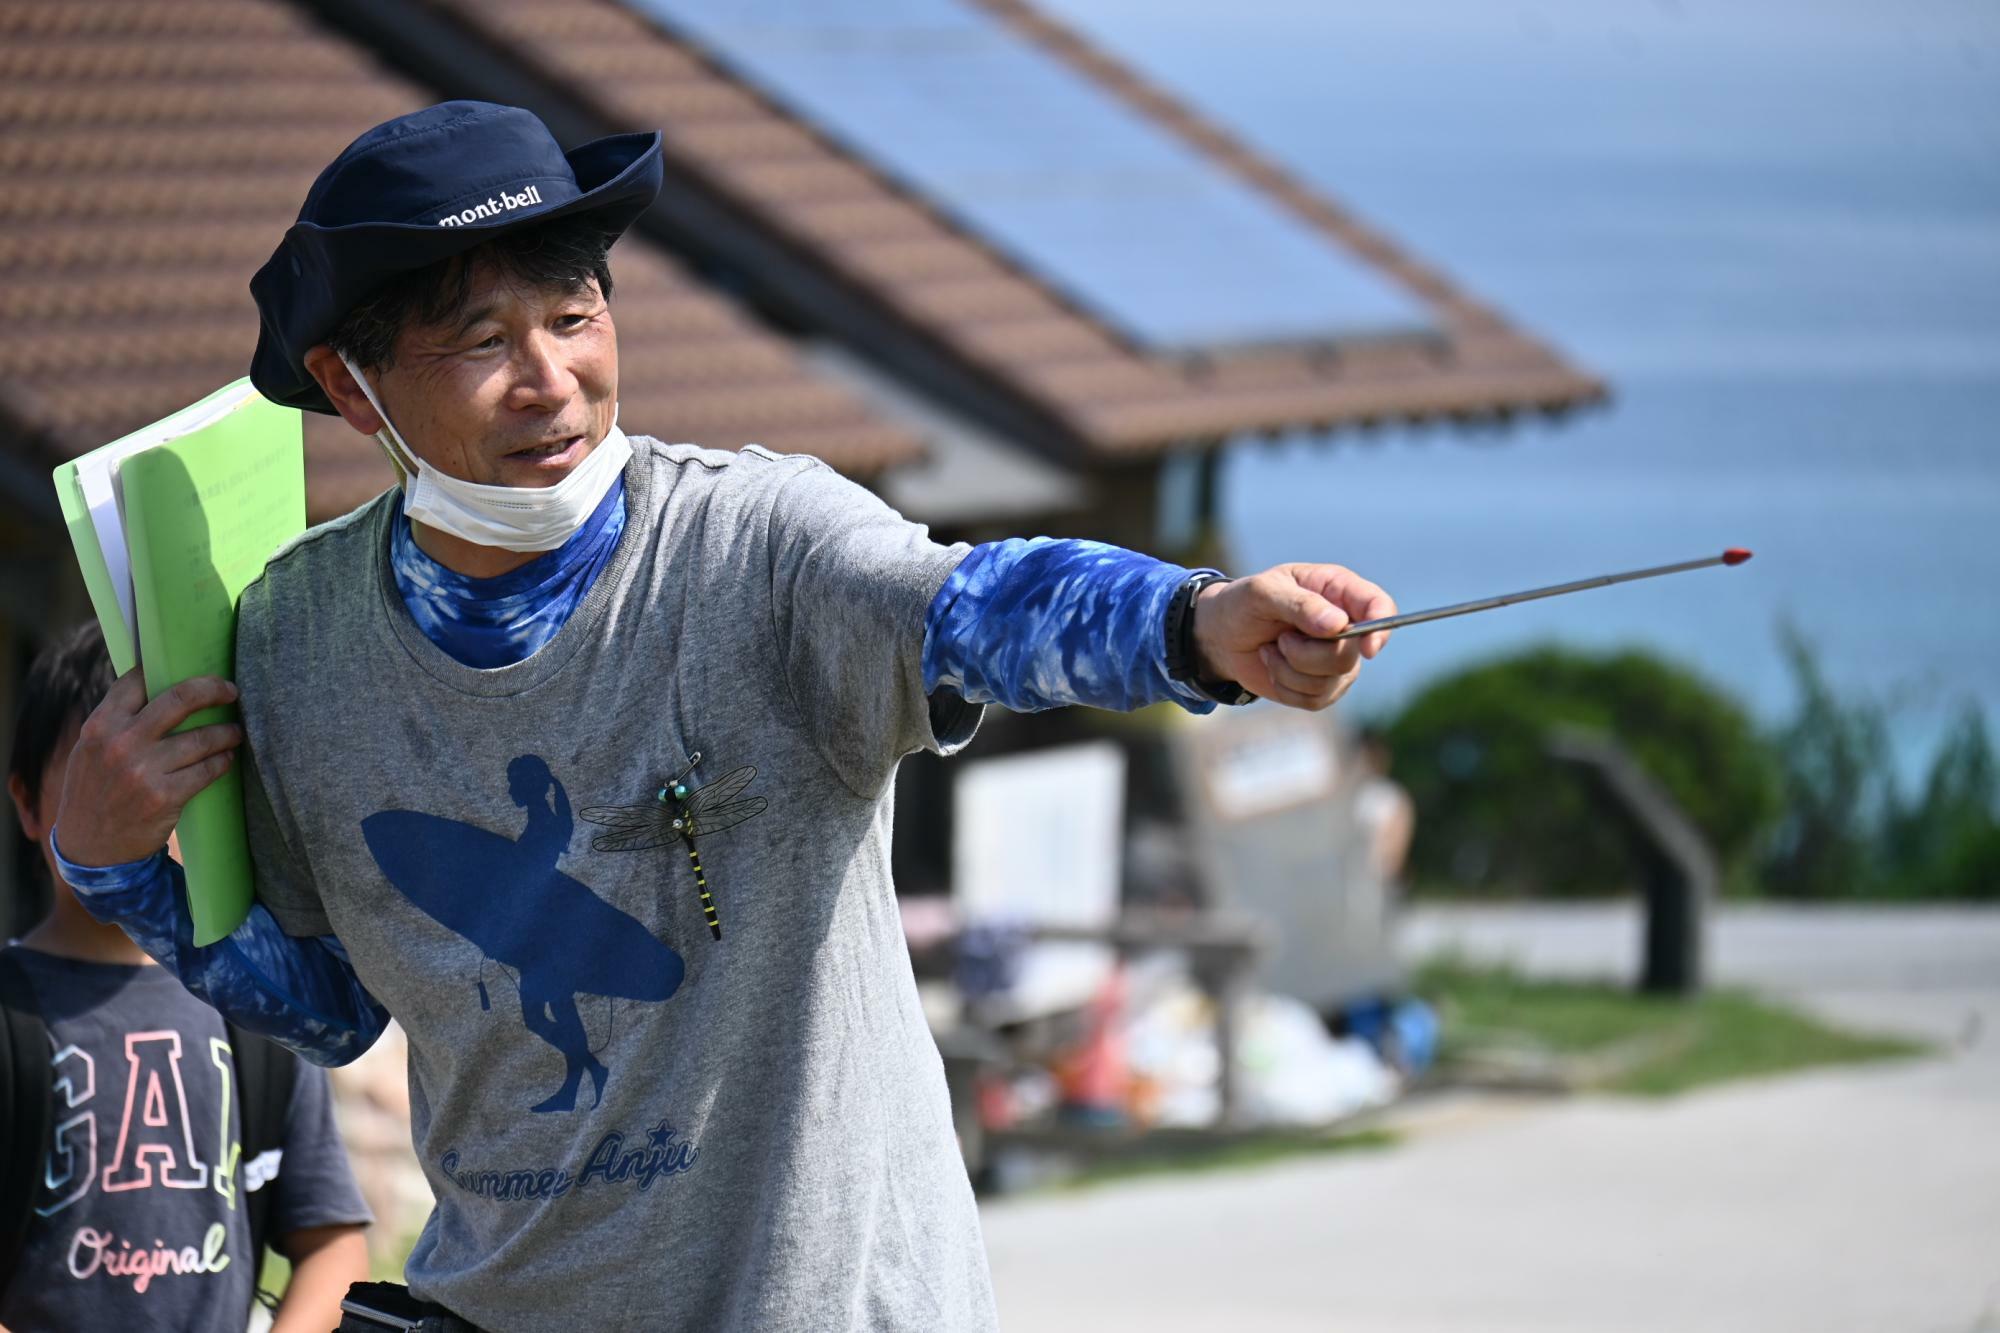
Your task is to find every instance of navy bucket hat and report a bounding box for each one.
[250,101,663,413]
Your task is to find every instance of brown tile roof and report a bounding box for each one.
[425,0,1605,458]
[0,0,921,523]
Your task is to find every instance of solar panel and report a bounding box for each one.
[628,0,1436,352]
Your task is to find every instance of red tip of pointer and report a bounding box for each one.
[1722,547,1753,566]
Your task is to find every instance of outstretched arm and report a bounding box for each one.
[923,538,1212,713]
[923,539,1395,715]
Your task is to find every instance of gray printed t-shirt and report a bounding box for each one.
[235,441,994,1331]
[0,948,371,1332]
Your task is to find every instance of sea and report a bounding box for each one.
[1043,0,2000,785]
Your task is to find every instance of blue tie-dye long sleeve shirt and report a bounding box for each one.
[60,516,1217,1063]
[50,847,389,1067]
[923,536,1219,714]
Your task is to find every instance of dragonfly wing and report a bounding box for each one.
[580,803,677,854]
[579,803,655,830]
[687,796,768,840]
[686,766,757,814]
[590,825,679,854]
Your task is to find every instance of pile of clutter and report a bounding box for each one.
[951,937,1437,1138]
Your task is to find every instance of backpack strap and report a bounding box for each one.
[227,1022,297,1281]
[0,950,54,1301]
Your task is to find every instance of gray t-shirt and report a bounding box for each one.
[235,441,994,1331]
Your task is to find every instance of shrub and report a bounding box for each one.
[1385,645,1782,896]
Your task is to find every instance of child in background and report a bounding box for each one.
[1,622,371,1332]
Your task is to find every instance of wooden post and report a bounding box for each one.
[1546,730,1715,995]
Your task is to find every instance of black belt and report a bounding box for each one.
[338,1280,485,1332]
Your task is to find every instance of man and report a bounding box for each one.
[1355,728,1416,888]
[52,102,1393,1330]
[3,623,370,1332]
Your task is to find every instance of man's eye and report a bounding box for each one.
[470,335,503,352]
[556,313,590,330]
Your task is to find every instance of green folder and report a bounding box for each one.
[52,378,305,945]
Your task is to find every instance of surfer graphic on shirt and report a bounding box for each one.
[362,755,685,1113]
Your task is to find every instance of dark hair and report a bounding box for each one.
[9,621,115,808]
[327,216,617,372]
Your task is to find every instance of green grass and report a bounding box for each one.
[374,1232,421,1282]
[1417,958,1927,1096]
[1058,1127,1400,1192]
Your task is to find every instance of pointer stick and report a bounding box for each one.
[1332,548,1753,641]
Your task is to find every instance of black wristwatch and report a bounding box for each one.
[1164,573,1257,706]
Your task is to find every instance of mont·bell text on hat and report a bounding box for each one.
[438,185,545,227]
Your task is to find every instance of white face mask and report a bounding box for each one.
[338,352,631,553]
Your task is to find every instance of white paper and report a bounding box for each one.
[70,383,260,652]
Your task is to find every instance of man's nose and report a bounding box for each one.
[509,331,578,409]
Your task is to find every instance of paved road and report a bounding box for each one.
[981,906,2000,1332]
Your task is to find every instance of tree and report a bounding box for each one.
[1759,625,1895,899]
[1883,705,2000,900]
[1386,645,1781,897]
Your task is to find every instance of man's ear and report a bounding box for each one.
[8,772,44,844]
[302,345,387,437]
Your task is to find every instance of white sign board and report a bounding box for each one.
[1206,725,1338,820]
[952,741,1125,1020]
